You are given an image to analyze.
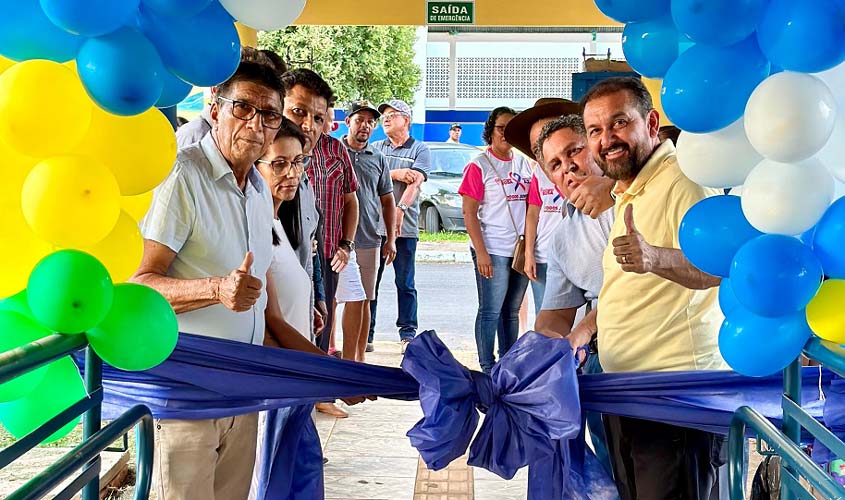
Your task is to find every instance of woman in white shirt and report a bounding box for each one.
[458,107,533,374]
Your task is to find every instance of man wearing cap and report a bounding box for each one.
[504,98,614,475]
[340,101,397,359]
[446,123,462,143]
[370,99,431,353]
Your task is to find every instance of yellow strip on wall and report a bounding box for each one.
[294,0,620,27]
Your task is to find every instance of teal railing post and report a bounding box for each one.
[81,346,103,500]
[781,358,802,500]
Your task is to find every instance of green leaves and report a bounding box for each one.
[259,26,421,106]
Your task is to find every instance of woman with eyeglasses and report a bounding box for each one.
[249,117,314,500]
[458,106,532,374]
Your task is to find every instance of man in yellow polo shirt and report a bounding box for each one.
[582,77,726,500]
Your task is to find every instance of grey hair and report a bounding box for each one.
[533,114,586,165]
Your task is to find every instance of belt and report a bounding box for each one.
[588,333,599,355]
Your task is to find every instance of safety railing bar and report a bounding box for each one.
[0,389,100,469]
[49,460,100,500]
[133,413,155,500]
[781,469,821,500]
[804,337,845,379]
[0,334,87,385]
[782,396,845,459]
[4,405,153,500]
[729,406,845,500]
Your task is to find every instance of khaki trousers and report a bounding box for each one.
[154,413,258,500]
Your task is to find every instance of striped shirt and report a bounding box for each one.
[371,136,431,238]
[307,133,359,258]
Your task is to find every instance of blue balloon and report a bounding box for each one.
[622,16,688,79]
[718,277,739,317]
[730,235,823,318]
[139,2,239,87]
[40,0,139,37]
[719,307,811,377]
[156,70,192,108]
[662,35,770,133]
[679,195,763,277]
[671,0,766,47]
[813,197,845,278]
[594,0,670,23]
[77,28,164,116]
[0,0,84,62]
[140,0,213,18]
[757,0,845,73]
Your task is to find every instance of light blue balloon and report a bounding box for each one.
[140,0,213,18]
[662,35,770,133]
[156,70,192,108]
[139,2,239,87]
[730,235,823,318]
[594,0,670,23]
[679,195,763,278]
[40,0,139,37]
[718,277,739,317]
[757,0,845,73]
[76,28,164,116]
[622,16,687,79]
[813,197,845,278]
[719,307,811,377]
[0,0,84,62]
[671,0,766,47]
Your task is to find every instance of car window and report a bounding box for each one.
[430,148,478,176]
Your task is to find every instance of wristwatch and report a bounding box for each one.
[339,239,355,252]
[397,203,409,212]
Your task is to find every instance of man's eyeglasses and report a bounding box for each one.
[217,96,283,129]
[382,112,408,122]
[256,156,311,176]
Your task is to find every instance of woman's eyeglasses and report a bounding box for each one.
[256,156,311,175]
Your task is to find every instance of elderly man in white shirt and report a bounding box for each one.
[133,61,323,500]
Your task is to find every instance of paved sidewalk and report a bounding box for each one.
[417,241,472,263]
[320,340,528,500]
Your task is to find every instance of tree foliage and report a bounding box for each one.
[258,26,422,107]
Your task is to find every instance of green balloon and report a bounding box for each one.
[0,357,86,443]
[88,283,178,371]
[27,250,113,334]
[0,290,34,319]
[0,311,53,402]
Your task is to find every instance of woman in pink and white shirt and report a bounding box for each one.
[458,107,533,374]
[524,163,564,315]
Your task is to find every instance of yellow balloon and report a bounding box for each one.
[0,60,92,158]
[0,135,38,202]
[83,211,143,283]
[76,106,176,195]
[0,203,53,299]
[21,155,121,248]
[121,191,154,222]
[807,279,845,344]
[0,56,14,75]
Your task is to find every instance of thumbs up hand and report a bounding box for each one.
[217,251,264,312]
[611,204,655,274]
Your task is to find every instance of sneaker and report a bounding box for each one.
[365,343,374,352]
[400,338,411,354]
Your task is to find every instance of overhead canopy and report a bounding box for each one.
[294,0,620,27]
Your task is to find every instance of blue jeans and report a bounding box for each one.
[369,236,418,341]
[529,262,548,317]
[471,249,529,374]
[583,351,612,476]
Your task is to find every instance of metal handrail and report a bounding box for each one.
[804,337,845,378]
[728,405,845,500]
[0,334,153,500]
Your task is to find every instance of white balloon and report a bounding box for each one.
[741,158,834,235]
[744,72,837,163]
[814,63,845,181]
[676,118,761,188]
[219,0,306,31]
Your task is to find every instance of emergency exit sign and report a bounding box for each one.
[427,1,474,25]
